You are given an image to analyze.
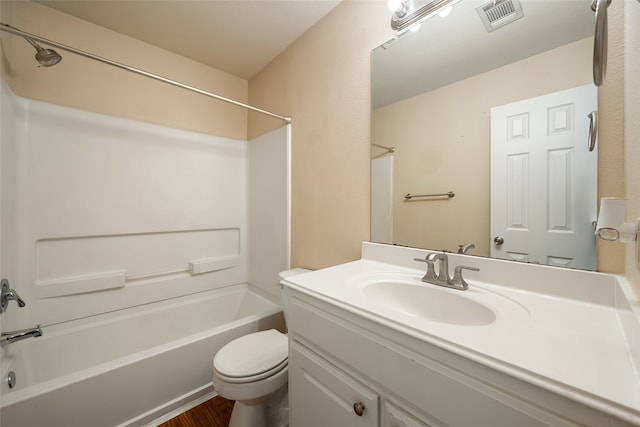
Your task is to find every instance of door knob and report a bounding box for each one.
[493,236,504,246]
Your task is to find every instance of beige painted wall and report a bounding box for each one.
[248,1,393,269]
[373,38,592,256]
[624,0,640,296]
[597,0,626,274]
[0,1,248,140]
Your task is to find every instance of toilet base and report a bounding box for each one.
[229,400,267,427]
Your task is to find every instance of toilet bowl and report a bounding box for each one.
[212,268,310,427]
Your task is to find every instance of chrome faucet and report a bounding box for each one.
[1,279,26,313]
[414,251,479,291]
[457,243,476,254]
[1,325,43,347]
[0,279,42,347]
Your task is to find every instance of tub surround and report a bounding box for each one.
[0,80,290,328]
[283,242,640,426]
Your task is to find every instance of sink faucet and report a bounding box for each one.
[1,325,43,347]
[457,243,476,254]
[414,251,479,290]
[427,252,451,283]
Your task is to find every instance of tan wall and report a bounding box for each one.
[597,0,626,274]
[0,1,248,140]
[248,1,393,269]
[373,38,592,255]
[624,0,640,297]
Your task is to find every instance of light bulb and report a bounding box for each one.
[388,0,402,12]
[438,6,453,17]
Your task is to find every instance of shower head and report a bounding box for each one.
[24,37,62,67]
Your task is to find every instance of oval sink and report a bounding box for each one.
[348,273,529,326]
[362,281,496,326]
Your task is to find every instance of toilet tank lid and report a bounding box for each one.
[278,268,311,280]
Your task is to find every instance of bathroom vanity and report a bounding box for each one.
[282,243,640,427]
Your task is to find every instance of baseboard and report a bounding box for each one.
[116,383,218,427]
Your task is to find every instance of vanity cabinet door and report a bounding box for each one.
[289,342,379,427]
[383,401,444,427]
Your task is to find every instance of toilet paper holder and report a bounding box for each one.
[594,198,638,243]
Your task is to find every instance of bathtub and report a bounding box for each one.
[0,284,285,427]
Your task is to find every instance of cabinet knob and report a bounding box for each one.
[353,402,365,416]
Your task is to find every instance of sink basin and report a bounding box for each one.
[349,273,529,326]
[362,280,496,325]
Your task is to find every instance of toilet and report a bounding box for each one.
[212,268,309,427]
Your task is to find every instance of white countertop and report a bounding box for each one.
[283,242,640,425]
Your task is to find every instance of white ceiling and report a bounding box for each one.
[35,0,342,79]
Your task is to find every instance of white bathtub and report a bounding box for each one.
[0,284,285,427]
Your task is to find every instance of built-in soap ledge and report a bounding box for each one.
[35,271,126,298]
[189,255,240,275]
[35,255,240,298]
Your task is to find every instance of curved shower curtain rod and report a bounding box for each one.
[0,23,292,124]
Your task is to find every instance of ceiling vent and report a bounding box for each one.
[476,0,524,32]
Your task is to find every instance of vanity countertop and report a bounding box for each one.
[283,242,640,426]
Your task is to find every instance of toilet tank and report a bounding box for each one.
[278,268,310,328]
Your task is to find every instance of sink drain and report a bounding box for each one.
[7,371,16,388]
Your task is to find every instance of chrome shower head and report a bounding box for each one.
[24,37,62,67]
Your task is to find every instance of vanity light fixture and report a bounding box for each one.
[438,6,453,17]
[391,0,461,34]
[594,198,638,243]
[388,0,404,12]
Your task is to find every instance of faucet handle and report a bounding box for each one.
[1,279,26,313]
[414,258,437,282]
[451,265,480,290]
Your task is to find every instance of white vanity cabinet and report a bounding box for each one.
[286,287,634,427]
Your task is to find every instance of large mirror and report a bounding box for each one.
[371,0,598,270]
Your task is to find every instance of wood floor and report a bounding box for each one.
[159,396,235,427]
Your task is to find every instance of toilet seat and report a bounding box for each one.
[213,329,288,384]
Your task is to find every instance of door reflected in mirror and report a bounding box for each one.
[371,0,598,270]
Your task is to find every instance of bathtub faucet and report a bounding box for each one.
[1,325,43,347]
[1,278,26,313]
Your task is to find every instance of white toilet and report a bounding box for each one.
[212,268,309,427]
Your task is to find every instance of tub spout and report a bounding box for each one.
[1,325,43,347]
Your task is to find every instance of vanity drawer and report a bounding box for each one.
[383,401,441,427]
[288,295,591,427]
[290,341,379,427]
